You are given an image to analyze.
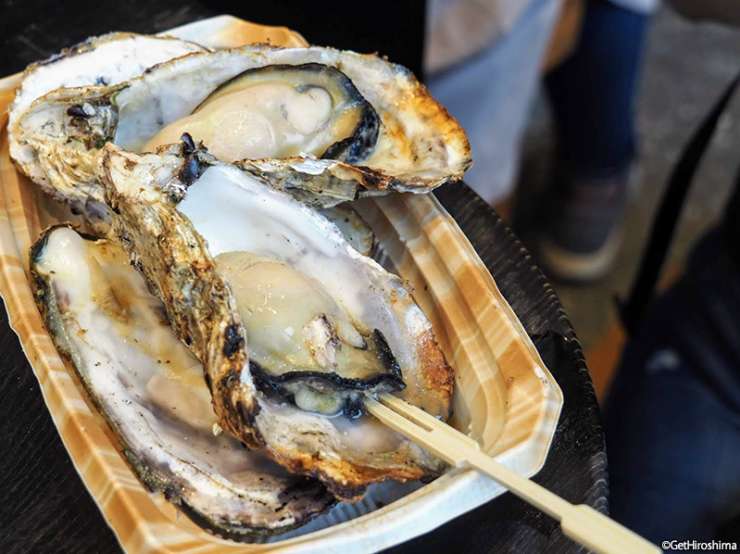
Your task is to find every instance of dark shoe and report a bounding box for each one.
[538,174,629,283]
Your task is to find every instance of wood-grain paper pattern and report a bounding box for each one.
[0,15,562,553]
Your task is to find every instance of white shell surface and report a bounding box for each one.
[10,34,205,127]
[179,165,429,380]
[33,226,331,532]
[8,34,206,201]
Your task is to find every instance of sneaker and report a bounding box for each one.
[537,174,629,283]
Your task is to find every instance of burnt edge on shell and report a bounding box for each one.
[29,224,336,539]
[123,446,334,541]
[173,477,334,542]
[100,145,265,451]
[99,143,453,499]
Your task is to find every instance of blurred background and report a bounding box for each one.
[422,2,740,543]
[511,1,740,399]
[2,0,739,547]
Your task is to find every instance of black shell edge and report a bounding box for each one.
[28,225,335,540]
[195,62,380,164]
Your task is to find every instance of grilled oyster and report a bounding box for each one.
[30,225,333,538]
[145,63,380,164]
[11,44,470,212]
[9,32,205,215]
[217,251,405,415]
[99,143,453,499]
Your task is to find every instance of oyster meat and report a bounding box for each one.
[9,33,205,213]
[99,143,454,499]
[145,63,379,164]
[217,251,404,417]
[30,225,334,538]
[11,44,470,211]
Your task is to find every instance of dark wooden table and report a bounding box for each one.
[0,2,607,552]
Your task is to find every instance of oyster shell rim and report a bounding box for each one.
[9,42,472,213]
[28,223,336,540]
[98,142,454,500]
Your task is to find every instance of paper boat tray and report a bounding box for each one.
[0,15,562,553]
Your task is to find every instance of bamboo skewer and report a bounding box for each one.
[365,393,660,554]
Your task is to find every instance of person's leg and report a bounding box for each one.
[428,0,560,204]
[546,0,648,180]
[606,327,740,541]
[605,228,740,542]
[539,0,651,281]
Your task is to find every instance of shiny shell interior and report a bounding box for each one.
[100,145,453,498]
[10,33,205,127]
[30,225,334,538]
[10,44,471,215]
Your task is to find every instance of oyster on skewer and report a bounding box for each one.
[98,142,454,499]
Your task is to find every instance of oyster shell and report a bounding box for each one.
[11,44,471,211]
[9,32,205,214]
[98,143,453,499]
[145,63,380,164]
[317,204,375,257]
[30,225,334,538]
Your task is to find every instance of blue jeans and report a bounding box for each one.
[605,228,740,542]
[546,0,650,181]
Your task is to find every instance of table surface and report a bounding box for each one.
[0,2,607,552]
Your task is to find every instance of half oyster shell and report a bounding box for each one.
[11,44,471,212]
[30,225,334,538]
[9,32,205,214]
[98,142,454,499]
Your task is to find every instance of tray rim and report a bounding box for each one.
[0,15,563,553]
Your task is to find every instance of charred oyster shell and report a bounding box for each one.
[11,44,471,212]
[30,225,334,538]
[98,143,453,499]
[9,32,205,215]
